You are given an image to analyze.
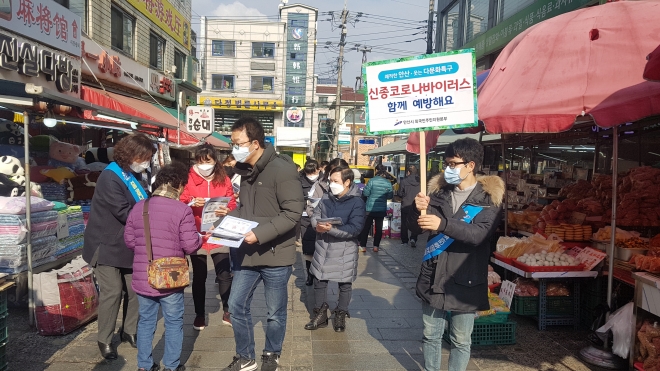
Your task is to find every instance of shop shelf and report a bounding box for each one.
[444,321,517,346]
[511,295,574,316]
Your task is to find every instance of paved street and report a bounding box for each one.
[7,236,610,370]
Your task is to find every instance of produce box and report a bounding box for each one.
[444,321,516,346]
[511,295,573,316]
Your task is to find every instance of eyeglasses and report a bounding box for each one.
[444,161,468,169]
[231,140,252,151]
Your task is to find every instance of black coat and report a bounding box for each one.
[228,144,305,267]
[299,173,318,255]
[398,174,421,209]
[83,169,141,268]
[411,174,504,312]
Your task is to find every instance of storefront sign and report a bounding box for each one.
[338,134,351,145]
[265,136,275,146]
[364,50,478,135]
[125,0,190,50]
[81,36,147,92]
[462,0,592,59]
[284,12,309,126]
[186,106,213,135]
[286,107,303,123]
[199,96,282,111]
[0,29,81,98]
[0,0,81,55]
[148,70,175,101]
[276,126,309,148]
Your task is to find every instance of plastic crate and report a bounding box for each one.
[511,295,574,316]
[0,315,6,344]
[475,312,510,324]
[444,321,517,346]
[0,290,6,318]
[0,342,5,371]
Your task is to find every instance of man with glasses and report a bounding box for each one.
[410,138,504,371]
[220,117,305,371]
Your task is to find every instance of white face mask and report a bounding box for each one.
[232,144,254,163]
[197,163,215,177]
[307,174,319,182]
[329,182,345,196]
[130,161,150,173]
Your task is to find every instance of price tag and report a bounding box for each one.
[57,213,69,240]
[575,247,607,271]
[498,280,516,309]
[569,212,587,225]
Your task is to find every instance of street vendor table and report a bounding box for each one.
[491,257,598,331]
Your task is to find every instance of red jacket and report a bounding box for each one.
[180,168,237,253]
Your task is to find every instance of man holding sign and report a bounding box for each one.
[412,138,504,371]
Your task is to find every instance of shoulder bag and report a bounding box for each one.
[143,198,190,289]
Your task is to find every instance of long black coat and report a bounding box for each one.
[411,174,504,312]
[299,172,318,255]
[83,169,141,268]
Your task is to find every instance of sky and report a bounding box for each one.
[190,0,434,89]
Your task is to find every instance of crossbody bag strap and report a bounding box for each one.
[142,198,153,262]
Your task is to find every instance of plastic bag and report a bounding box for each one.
[597,302,634,359]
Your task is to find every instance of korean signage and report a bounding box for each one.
[148,70,175,101]
[125,0,190,50]
[364,49,478,135]
[0,29,81,98]
[200,96,282,112]
[186,106,213,135]
[462,0,592,59]
[81,37,147,92]
[0,0,81,55]
[284,13,309,127]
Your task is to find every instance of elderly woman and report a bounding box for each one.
[83,133,156,360]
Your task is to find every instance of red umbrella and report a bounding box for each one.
[478,1,660,134]
[645,44,660,82]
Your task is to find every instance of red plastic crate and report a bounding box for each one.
[493,252,515,265]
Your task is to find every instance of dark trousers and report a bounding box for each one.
[94,264,138,344]
[359,212,386,247]
[314,278,353,311]
[190,253,232,315]
[400,209,418,244]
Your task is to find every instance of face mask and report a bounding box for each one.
[329,182,345,196]
[307,174,319,182]
[197,164,215,177]
[232,144,253,163]
[130,161,150,173]
[444,166,466,185]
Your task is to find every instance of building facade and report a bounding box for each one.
[197,3,318,165]
[435,0,598,71]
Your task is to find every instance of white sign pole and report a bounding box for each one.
[419,131,427,215]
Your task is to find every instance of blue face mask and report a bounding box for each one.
[444,166,466,185]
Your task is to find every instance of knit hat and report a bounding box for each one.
[352,169,362,183]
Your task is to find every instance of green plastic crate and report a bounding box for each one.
[0,290,6,318]
[475,311,510,324]
[0,314,6,344]
[511,295,573,316]
[0,342,5,371]
[444,321,517,346]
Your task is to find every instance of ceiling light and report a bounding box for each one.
[43,110,57,127]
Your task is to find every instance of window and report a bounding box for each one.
[252,42,275,58]
[55,0,88,34]
[290,19,308,28]
[174,50,185,79]
[442,3,460,51]
[190,31,197,59]
[289,52,306,60]
[250,76,274,92]
[498,0,535,23]
[149,32,165,70]
[212,75,234,90]
[318,114,328,122]
[319,96,328,105]
[466,0,489,43]
[212,40,235,57]
[288,87,304,95]
[111,6,134,56]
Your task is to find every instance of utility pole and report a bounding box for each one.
[332,7,349,160]
[353,46,370,165]
[426,0,435,54]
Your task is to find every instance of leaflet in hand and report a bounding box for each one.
[200,197,233,231]
[207,215,259,248]
[317,217,343,225]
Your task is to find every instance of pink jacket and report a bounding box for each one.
[124,196,201,297]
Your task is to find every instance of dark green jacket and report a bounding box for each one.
[362,175,393,213]
[228,144,305,267]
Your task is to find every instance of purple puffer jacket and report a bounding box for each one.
[124,196,201,297]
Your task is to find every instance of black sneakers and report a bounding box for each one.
[260,352,280,371]
[222,355,257,371]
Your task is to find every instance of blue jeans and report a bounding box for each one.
[137,292,184,370]
[228,265,292,360]
[422,302,474,371]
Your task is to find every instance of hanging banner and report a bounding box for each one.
[124,0,190,50]
[363,49,478,135]
[199,96,282,112]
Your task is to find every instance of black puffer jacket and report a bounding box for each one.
[228,144,305,267]
[411,174,504,312]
